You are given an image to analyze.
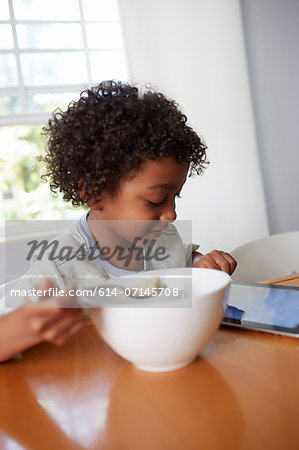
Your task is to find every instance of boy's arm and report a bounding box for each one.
[192,250,237,275]
[0,278,87,363]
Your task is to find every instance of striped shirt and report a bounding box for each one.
[76,211,150,277]
[1,213,199,312]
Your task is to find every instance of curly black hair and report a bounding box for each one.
[42,80,208,206]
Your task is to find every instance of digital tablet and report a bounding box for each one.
[222,282,299,337]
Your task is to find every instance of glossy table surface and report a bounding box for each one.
[0,276,298,450]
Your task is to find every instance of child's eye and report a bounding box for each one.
[147,200,165,208]
[147,194,182,208]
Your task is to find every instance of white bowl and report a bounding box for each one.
[88,268,231,372]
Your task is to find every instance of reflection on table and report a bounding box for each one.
[0,276,298,450]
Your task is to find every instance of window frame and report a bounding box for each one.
[0,0,129,126]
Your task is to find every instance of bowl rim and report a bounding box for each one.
[81,267,231,308]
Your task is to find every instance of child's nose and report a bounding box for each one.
[159,200,177,222]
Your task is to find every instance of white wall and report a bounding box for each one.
[241,0,299,234]
[118,0,269,252]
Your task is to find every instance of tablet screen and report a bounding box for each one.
[222,282,299,337]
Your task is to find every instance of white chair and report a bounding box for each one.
[230,230,299,283]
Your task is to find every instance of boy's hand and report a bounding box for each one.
[193,250,237,275]
[23,278,87,346]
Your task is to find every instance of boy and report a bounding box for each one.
[0,81,236,362]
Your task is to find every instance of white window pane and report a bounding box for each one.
[17,24,83,49]
[0,54,18,87]
[83,0,120,21]
[0,1,10,20]
[0,97,21,115]
[86,23,123,49]
[21,53,88,86]
[13,0,80,20]
[27,92,78,113]
[90,51,128,83]
[0,25,14,50]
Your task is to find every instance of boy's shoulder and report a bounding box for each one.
[26,224,84,265]
[150,223,198,269]
[23,222,108,290]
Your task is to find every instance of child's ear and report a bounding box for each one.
[78,179,104,210]
[88,199,104,211]
[78,178,88,204]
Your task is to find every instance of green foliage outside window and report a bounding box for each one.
[0,124,86,223]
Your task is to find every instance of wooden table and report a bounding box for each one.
[260,273,299,287]
[0,277,298,450]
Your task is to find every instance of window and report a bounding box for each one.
[0,0,129,124]
[0,0,129,227]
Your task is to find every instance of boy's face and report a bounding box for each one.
[89,156,190,246]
